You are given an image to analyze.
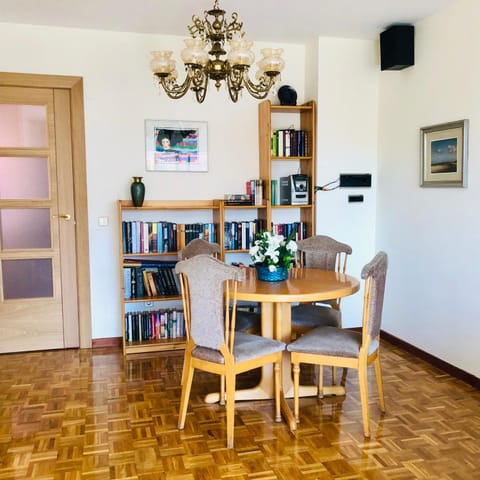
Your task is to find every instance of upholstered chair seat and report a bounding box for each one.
[291,303,340,329]
[291,235,352,336]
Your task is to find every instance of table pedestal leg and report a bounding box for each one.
[203,300,345,416]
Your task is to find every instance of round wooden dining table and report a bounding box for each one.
[205,266,361,430]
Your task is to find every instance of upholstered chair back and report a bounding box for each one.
[361,251,388,340]
[178,238,220,260]
[297,235,352,272]
[175,254,243,351]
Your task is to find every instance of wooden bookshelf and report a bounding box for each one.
[258,100,316,237]
[118,199,221,355]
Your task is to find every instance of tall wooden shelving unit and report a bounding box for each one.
[118,101,316,355]
[118,199,221,355]
[258,100,316,237]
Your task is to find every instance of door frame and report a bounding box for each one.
[0,72,92,348]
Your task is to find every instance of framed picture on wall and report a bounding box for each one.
[145,120,208,172]
[420,119,468,187]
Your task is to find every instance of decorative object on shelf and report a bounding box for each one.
[130,177,145,207]
[224,193,252,206]
[278,85,297,106]
[420,119,469,188]
[150,0,285,103]
[145,119,208,172]
[249,230,297,281]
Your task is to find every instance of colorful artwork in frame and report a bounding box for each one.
[145,120,208,172]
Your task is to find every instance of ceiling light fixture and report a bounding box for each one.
[150,0,285,103]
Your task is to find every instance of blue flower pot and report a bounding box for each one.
[255,265,288,282]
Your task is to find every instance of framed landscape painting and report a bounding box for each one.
[145,120,208,172]
[420,119,468,187]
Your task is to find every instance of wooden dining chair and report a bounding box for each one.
[175,254,285,448]
[177,237,260,405]
[292,235,353,336]
[287,251,388,437]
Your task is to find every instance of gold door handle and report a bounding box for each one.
[53,214,72,221]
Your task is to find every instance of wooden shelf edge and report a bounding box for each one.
[123,295,182,303]
[223,204,267,209]
[271,204,314,209]
[268,102,315,114]
[271,156,313,161]
[119,199,219,210]
[124,339,186,355]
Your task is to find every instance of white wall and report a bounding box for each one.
[377,0,480,377]
[0,22,305,339]
[313,37,379,327]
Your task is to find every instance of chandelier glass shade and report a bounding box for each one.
[150,0,285,103]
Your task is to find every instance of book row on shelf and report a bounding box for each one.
[122,221,217,254]
[224,221,308,251]
[123,260,180,299]
[271,129,309,157]
[224,219,266,251]
[272,221,308,240]
[125,308,185,342]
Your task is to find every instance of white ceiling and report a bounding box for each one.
[0,0,457,42]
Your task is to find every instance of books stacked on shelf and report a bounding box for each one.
[122,221,217,254]
[123,259,180,299]
[271,222,307,241]
[271,129,308,157]
[125,308,185,342]
[224,219,265,251]
[176,223,217,251]
[245,179,263,206]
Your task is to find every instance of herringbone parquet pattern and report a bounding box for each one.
[0,341,478,479]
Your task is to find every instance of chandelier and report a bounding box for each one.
[150,0,285,103]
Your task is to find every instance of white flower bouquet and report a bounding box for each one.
[249,230,297,272]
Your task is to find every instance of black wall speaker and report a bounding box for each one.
[380,25,414,71]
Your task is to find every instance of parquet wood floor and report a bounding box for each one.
[0,341,478,479]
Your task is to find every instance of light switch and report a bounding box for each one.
[98,216,109,227]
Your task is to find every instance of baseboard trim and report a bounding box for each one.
[381,330,479,389]
[92,337,122,348]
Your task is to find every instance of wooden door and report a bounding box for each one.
[0,78,88,352]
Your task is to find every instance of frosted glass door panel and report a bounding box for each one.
[0,104,47,147]
[0,156,49,199]
[0,208,51,249]
[2,258,53,299]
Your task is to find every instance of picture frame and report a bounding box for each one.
[145,120,208,172]
[420,119,468,187]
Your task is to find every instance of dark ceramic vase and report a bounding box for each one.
[130,177,145,207]
[278,85,297,106]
